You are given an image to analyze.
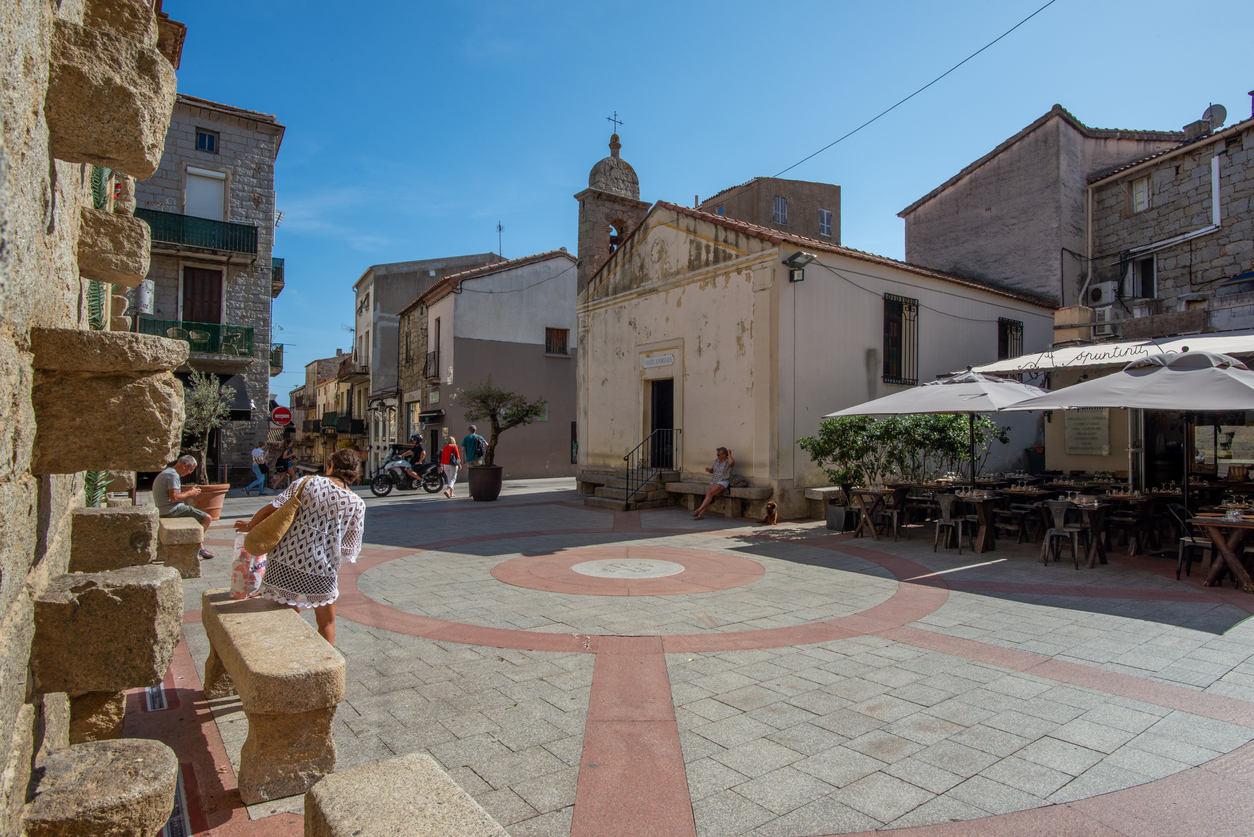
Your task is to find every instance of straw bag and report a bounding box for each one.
[243,477,308,555]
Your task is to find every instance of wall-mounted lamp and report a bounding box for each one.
[783,251,816,283]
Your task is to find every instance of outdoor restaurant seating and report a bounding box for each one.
[1168,503,1212,580]
[933,494,971,554]
[1040,499,1087,569]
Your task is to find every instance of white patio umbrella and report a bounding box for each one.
[1005,351,1254,506]
[825,370,1050,486]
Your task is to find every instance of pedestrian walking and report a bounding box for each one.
[440,434,462,498]
[462,424,487,466]
[234,448,365,645]
[246,444,268,496]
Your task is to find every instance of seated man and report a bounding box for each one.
[153,454,214,559]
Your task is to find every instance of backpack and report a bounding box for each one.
[472,435,485,459]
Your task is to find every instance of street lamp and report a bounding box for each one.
[783,251,816,282]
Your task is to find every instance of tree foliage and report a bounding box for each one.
[451,376,547,468]
[798,414,1010,497]
[181,369,234,484]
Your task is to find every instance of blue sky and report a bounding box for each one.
[166,0,1254,399]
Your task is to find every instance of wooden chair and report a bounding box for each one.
[994,503,1038,544]
[1167,504,1211,580]
[1040,500,1086,569]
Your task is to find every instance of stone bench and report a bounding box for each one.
[664,481,773,519]
[201,588,346,804]
[804,487,847,521]
[305,752,507,837]
[157,517,202,578]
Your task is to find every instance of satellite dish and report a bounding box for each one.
[1203,104,1227,128]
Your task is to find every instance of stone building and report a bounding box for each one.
[352,252,499,472]
[132,94,286,484]
[899,105,1182,306]
[574,133,650,296]
[1,1,192,834]
[1085,100,1254,338]
[289,351,346,468]
[398,250,579,478]
[698,176,841,244]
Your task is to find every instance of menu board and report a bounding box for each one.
[1065,408,1110,456]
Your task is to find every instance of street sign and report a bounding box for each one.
[270,406,292,426]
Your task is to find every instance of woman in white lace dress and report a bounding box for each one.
[234,449,365,644]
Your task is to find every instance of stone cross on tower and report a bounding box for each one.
[606,111,622,132]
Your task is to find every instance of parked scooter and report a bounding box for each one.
[369,450,445,497]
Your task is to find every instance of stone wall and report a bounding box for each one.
[698,177,841,244]
[1091,123,1254,304]
[134,97,284,478]
[397,301,428,438]
[0,0,184,833]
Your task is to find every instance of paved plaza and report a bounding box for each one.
[130,478,1254,836]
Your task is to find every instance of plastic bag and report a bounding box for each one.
[230,532,266,599]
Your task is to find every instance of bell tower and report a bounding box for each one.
[574,133,650,296]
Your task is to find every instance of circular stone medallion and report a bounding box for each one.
[571,559,685,579]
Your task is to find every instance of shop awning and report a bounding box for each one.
[970,329,1254,376]
[417,409,444,423]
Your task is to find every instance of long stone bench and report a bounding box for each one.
[664,481,773,519]
[201,588,346,804]
[305,752,507,837]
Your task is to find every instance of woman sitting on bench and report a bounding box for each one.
[693,447,734,520]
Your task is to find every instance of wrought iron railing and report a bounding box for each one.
[424,350,440,379]
[302,419,320,433]
[336,416,366,435]
[137,318,254,356]
[135,207,258,255]
[321,411,339,427]
[622,428,681,507]
[271,256,285,297]
[270,343,283,370]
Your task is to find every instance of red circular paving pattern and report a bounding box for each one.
[490,545,765,595]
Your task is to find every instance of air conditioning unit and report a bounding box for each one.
[1087,280,1120,307]
[1094,306,1121,338]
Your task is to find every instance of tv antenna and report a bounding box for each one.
[497,222,503,258]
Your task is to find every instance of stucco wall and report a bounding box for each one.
[699,177,841,244]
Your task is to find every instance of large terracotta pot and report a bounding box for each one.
[191,483,230,520]
[467,466,503,502]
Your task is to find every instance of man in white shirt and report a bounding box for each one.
[152,454,214,559]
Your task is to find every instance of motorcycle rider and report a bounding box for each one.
[389,434,426,485]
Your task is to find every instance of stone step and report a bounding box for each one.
[578,468,680,484]
[594,486,670,502]
[582,496,675,512]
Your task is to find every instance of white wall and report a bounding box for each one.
[453,256,577,344]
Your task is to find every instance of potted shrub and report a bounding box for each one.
[181,369,235,519]
[452,376,547,502]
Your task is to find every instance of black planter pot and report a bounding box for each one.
[468,465,503,502]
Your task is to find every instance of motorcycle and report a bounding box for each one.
[369,450,445,497]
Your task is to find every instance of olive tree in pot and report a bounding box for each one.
[181,369,235,519]
[452,376,547,501]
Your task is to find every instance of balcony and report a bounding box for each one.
[302,419,320,433]
[137,318,254,358]
[269,343,283,377]
[271,257,285,298]
[424,350,440,380]
[135,207,258,261]
[336,416,366,435]
[320,411,339,427]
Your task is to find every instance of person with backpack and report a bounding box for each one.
[440,434,462,498]
[462,424,487,466]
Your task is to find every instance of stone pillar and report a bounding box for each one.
[156,518,203,579]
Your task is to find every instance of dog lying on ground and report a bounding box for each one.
[761,501,778,526]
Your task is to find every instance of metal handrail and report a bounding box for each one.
[622,428,681,507]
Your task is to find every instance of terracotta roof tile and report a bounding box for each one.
[400,249,576,315]
[1087,113,1254,183]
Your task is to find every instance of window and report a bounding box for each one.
[716,206,724,216]
[819,208,832,237]
[1131,176,1151,213]
[883,293,918,385]
[181,267,222,324]
[545,327,569,355]
[1128,257,1156,298]
[998,318,1023,360]
[773,195,788,224]
[196,128,218,153]
[185,168,226,222]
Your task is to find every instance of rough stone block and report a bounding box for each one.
[44,20,177,179]
[32,371,184,474]
[30,328,187,374]
[23,739,177,837]
[305,752,508,837]
[32,566,182,694]
[68,691,126,743]
[70,505,158,572]
[157,518,203,545]
[105,471,136,491]
[238,706,336,804]
[157,541,200,579]
[77,207,150,287]
[83,0,160,47]
[2,705,35,837]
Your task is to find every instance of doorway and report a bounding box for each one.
[649,378,674,468]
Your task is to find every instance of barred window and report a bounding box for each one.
[545,327,569,355]
[883,294,918,386]
[998,318,1023,360]
[773,195,788,224]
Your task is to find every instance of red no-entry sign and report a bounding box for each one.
[271,406,292,426]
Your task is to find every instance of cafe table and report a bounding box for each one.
[1103,492,1182,556]
[1189,515,1254,593]
[960,494,1000,553]
[1074,501,1111,568]
[849,488,896,541]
